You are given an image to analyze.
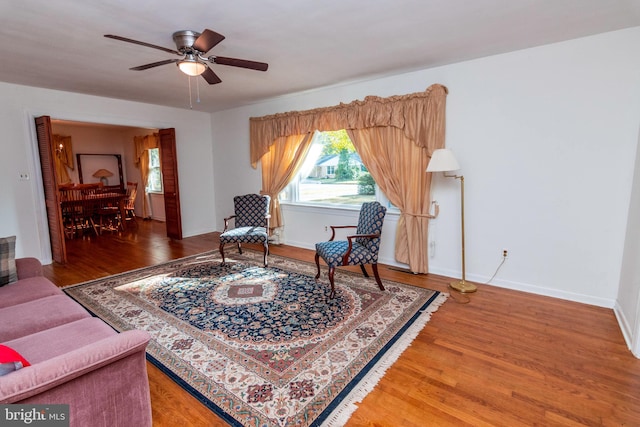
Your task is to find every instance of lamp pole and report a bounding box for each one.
[426,148,477,293]
[449,174,476,293]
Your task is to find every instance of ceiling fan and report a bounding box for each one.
[104,29,268,84]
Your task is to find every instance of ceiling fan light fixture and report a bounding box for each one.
[178,57,206,76]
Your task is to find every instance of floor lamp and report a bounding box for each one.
[426,148,477,293]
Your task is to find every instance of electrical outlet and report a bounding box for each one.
[18,172,30,181]
[324,226,328,232]
[503,249,508,258]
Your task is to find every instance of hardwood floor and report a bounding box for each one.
[43,220,640,426]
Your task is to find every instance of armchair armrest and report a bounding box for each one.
[342,233,381,265]
[222,214,236,232]
[15,258,43,280]
[0,330,150,403]
[329,225,357,241]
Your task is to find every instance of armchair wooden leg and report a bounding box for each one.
[314,253,321,280]
[328,267,336,299]
[219,243,226,264]
[359,264,370,278]
[371,264,385,291]
[263,242,269,267]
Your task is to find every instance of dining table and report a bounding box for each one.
[59,186,128,238]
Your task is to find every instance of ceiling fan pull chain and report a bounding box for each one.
[196,74,201,104]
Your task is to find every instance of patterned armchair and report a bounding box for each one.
[219,194,271,267]
[315,201,387,298]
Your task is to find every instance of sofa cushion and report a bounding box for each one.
[15,257,44,280]
[4,318,116,364]
[0,236,17,286]
[0,295,90,342]
[0,276,63,309]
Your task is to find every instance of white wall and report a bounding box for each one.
[52,123,133,185]
[616,125,640,357]
[211,27,640,309]
[0,82,217,262]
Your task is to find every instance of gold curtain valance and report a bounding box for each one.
[134,133,160,162]
[249,83,448,167]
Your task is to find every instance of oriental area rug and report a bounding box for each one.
[64,250,446,427]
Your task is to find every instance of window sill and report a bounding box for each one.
[280,201,400,216]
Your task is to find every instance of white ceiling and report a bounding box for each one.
[1,0,639,113]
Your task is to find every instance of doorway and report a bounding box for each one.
[36,116,183,263]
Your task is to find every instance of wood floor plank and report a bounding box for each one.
[42,220,640,426]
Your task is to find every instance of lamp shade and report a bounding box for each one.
[426,148,460,172]
[92,169,113,178]
[178,59,206,76]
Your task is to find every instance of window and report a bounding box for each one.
[147,148,163,193]
[282,130,393,208]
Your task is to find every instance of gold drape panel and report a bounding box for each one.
[260,133,314,230]
[53,134,73,185]
[249,83,447,272]
[134,133,160,218]
[347,127,433,273]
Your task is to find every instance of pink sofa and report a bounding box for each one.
[0,258,152,427]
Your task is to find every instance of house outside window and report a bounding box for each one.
[147,148,163,193]
[281,130,394,209]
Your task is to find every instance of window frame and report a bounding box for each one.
[280,130,398,213]
[147,147,163,194]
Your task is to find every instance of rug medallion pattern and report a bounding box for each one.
[65,251,446,426]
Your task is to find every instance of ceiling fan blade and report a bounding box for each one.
[104,34,180,55]
[192,29,225,53]
[213,56,269,72]
[130,59,179,71]
[201,67,222,85]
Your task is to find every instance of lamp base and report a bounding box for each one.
[449,280,477,293]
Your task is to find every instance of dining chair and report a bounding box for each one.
[59,188,81,238]
[93,187,126,234]
[315,201,387,298]
[59,187,101,237]
[124,182,138,226]
[219,194,271,267]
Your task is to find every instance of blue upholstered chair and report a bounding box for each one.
[315,201,387,298]
[219,194,271,267]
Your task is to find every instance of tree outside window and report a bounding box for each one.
[282,130,391,207]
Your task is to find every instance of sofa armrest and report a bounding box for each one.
[15,258,43,280]
[0,329,150,403]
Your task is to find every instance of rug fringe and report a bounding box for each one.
[320,292,448,427]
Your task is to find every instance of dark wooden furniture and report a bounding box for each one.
[60,186,127,238]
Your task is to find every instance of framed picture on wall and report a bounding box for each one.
[76,153,124,189]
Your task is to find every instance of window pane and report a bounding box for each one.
[149,147,160,167]
[287,130,376,206]
[147,148,163,193]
